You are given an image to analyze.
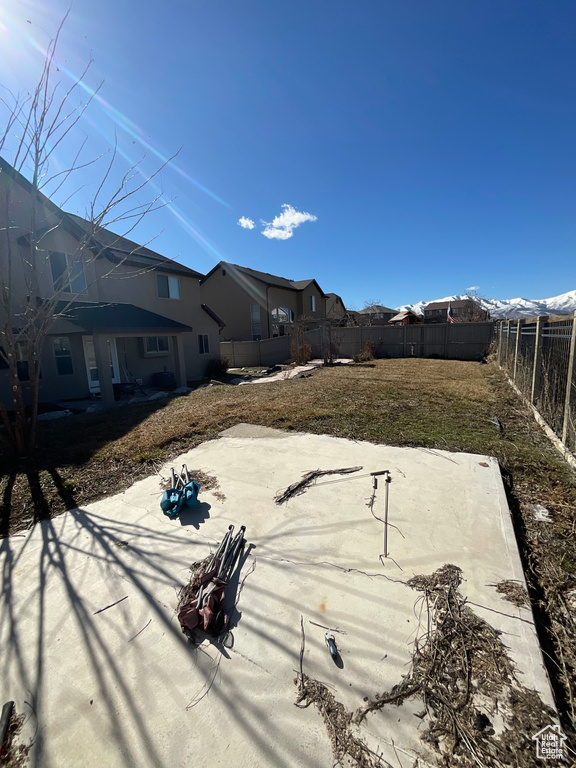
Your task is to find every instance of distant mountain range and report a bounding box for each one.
[396,289,576,320]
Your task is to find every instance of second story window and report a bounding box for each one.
[50,252,87,294]
[310,295,316,312]
[157,274,180,299]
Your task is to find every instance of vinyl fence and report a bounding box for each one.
[221,321,494,368]
[220,328,322,368]
[497,314,576,455]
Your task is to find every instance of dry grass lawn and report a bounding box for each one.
[1,358,575,741]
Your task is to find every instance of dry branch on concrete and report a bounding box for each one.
[295,673,391,768]
[275,466,363,504]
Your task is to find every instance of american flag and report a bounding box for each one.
[447,302,455,323]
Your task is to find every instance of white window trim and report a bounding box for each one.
[53,336,74,375]
[142,336,170,357]
[50,251,87,295]
[157,274,181,300]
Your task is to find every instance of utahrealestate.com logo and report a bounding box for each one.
[532,724,567,760]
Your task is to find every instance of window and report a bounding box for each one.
[271,307,292,337]
[310,295,316,312]
[143,336,170,357]
[222,269,227,276]
[198,334,210,354]
[250,304,261,340]
[157,274,180,299]
[50,252,87,294]
[14,341,41,381]
[53,337,73,375]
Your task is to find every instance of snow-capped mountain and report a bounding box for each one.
[396,290,576,320]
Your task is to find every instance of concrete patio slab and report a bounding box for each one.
[0,426,555,767]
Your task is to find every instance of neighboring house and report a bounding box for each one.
[0,156,221,409]
[326,293,347,323]
[388,310,422,326]
[423,298,489,324]
[357,304,396,326]
[200,262,327,341]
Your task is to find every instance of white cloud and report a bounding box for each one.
[466,285,480,292]
[261,204,317,240]
[237,216,255,229]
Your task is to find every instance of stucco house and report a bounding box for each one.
[423,298,489,324]
[200,262,327,341]
[326,293,347,323]
[357,304,396,326]
[388,310,422,326]
[0,156,221,409]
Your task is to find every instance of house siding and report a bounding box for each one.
[201,269,299,341]
[0,160,221,404]
[93,260,219,381]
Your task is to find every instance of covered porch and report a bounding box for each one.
[45,301,192,408]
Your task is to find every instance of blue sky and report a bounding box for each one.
[1,0,575,309]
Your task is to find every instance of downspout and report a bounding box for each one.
[266,285,270,338]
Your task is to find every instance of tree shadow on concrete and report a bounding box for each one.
[0,484,311,768]
[0,472,17,538]
[0,397,178,537]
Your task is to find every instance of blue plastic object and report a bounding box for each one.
[161,480,201,519]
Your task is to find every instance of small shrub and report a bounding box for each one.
[352,341,376,363]
[205,357,229,378]
[290,340,311,365]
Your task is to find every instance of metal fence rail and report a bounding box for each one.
[497,314,576,454]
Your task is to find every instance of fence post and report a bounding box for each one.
[530,316,546,404]
[498,321,503,364]
[402,324,407,358]
[562,311,576,444]
[513,319,524,381]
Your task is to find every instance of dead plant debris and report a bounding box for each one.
[295,674,389,768]
[160,469,220,493]
[493,580,530,609]
[0,708,31,768]
[275,466,363,504]
[296,565,558,768]
[356,565,556,766]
